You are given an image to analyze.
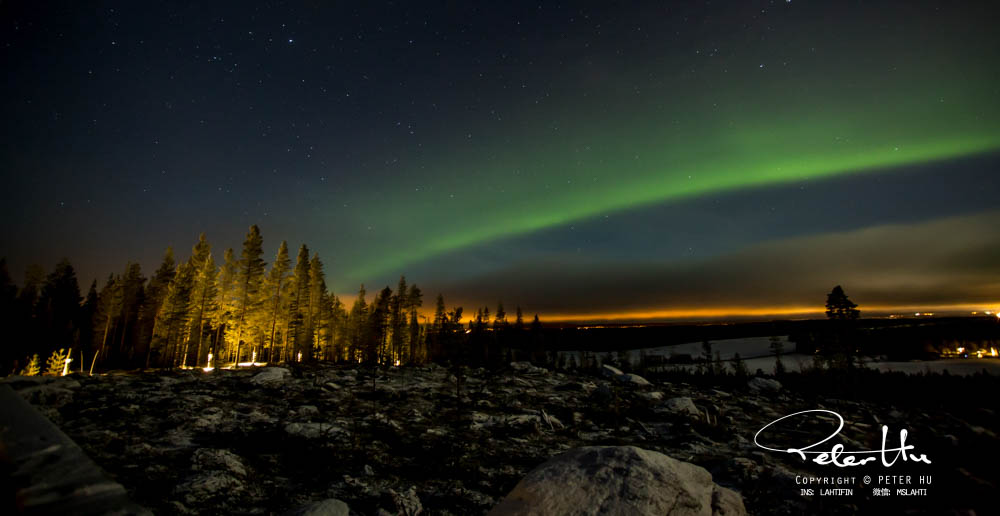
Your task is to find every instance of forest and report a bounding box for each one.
[0,225,544,376]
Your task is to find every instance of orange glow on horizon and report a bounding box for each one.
[334,293,1000,324]
[538,302,1000,323]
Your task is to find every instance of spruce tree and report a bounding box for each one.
[78,280,98,370]
[115,262,145,363]
[305,253,327,361]
[369,286,392,364]
[389,276,407,365]
[161,261,195,367]
[264,241,291,362]
[286,245,310,362]
[213,248,238,366]
[92,274,122,374]
[769,336,786,376]
[143,248,176,368]
[330,295,348,361]
[23,354,41,376]
[44,348,70,376]
[189,252,218,368]
[36,259,81,362]
[232,225,266,366]
[407,284,423,363]
[348,285,368,363]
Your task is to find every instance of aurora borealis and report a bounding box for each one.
[3,0,1000,320]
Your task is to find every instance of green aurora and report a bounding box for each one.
[342,68,1000,282]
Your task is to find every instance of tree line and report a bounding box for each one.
[0,225,543,375]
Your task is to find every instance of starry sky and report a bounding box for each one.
[3,1,999,321]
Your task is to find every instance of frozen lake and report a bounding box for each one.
[558,335,1000,376]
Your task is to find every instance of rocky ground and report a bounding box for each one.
[5,362,998,515]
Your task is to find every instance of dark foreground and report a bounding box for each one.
[4,363,998,515]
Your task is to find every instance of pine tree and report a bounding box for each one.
[78,280,98,370]
[23,354,41,376]
[177,235,213,367]
[823,285,862,369]
[305,253,327,362]
[433,294,446,332]
[114,262,145,363]
[232,225,266,366]
[348,285,368,363]
[369,286,392,364]
[263,241,291,362]
[330,295,348,361]
[44,348,70,376]
[91,274,122,374]
[16,264,46,363]
[494,302,506,330]
[408,310,421,364]
[769,336,786,376]
[189,252,218,368]
[161,261,195,367]
[286,245,310,363]
[407,284,423,363]
[732,352,749,378]
[143,248,176,368]
[389,276,407,365]
[701,340,714,375]
[825,285,860,320]
[36,259,82,359]
[213,248,238,366]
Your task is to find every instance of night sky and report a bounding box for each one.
[3,1,999,321]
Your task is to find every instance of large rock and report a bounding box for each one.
[250,367,292,385]
[600,364,652,387]
[661,397,702,418]
[601,364,624,378]
[489,446,746,516]
[617,373,652,386]
[747,377,782,394]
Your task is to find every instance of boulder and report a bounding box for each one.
[617,373,652,386]
[601,364,624,378]
[250,367,292,385]
[600,365,652,386]
[284,498,350,516]
[662,397,702,418]
[640,391,665,401]
[489,446,746,516]
[747,377,782,394]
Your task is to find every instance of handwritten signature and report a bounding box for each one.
[754,409,931,468]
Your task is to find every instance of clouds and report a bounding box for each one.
[428,209,1000,319]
